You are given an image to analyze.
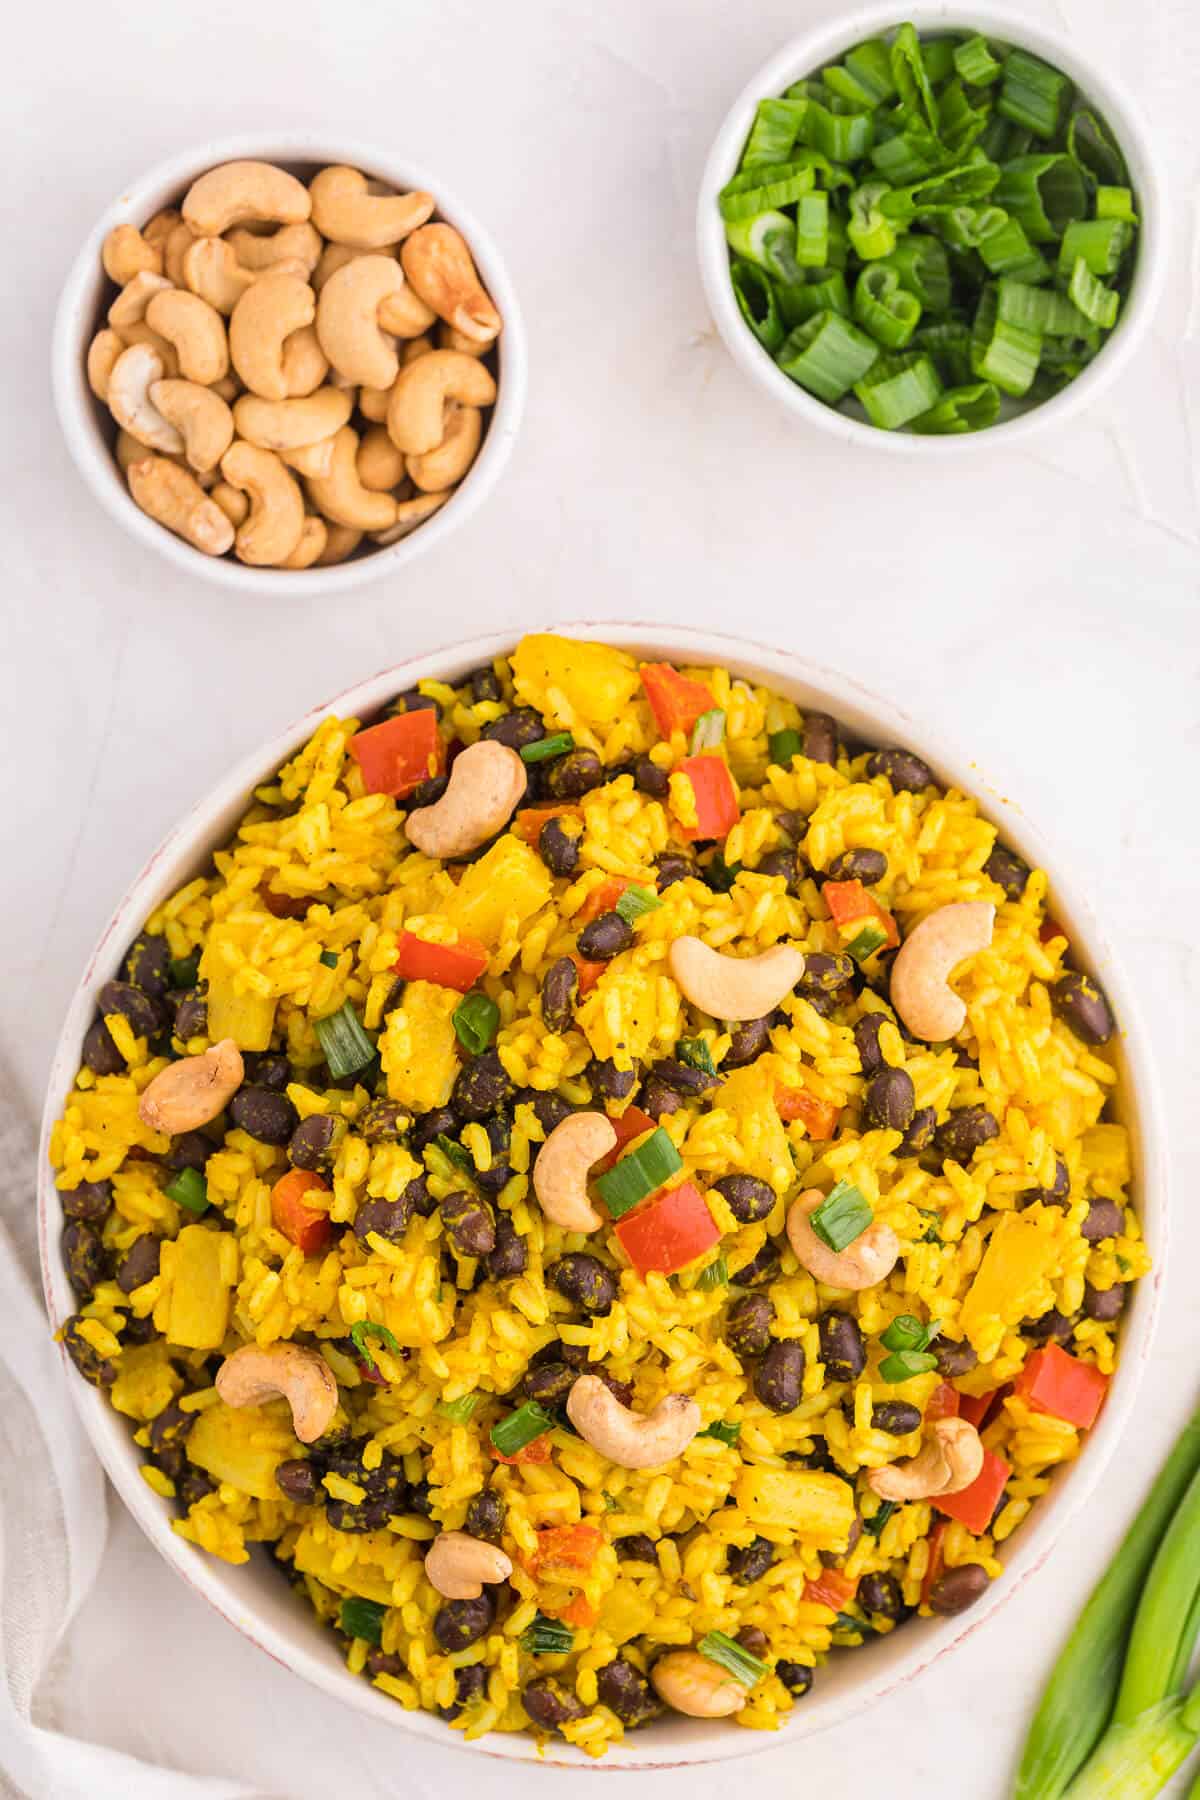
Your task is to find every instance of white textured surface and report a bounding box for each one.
[4,0,1200,1794]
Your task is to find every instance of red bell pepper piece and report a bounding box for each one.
[1012,1343,1109,1430]
[578,876,629,924]
[614,1180,720,1276]
[775,1086,840,1139]
[920,1520,948,1605]
[595,1105,656,1173]
[803,1569,856,1612]
[557,1592,598,1628]
[925,1382,961,1423]
[393,930,488,993]
[933,1448,1011,1535]
[525,1524,605,1578]
[349,708,442,799]
[572,955,607,995]
[270,1169,332,1255]
[513,804,582,846]
[491,1435,552,1466]
[675,754,740,843]
[823,880,900,948]
[957,1387,1005,1430]
[640,663,716,740]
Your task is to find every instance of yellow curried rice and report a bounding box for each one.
[48,633,1146,1755]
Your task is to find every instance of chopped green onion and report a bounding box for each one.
[702,854,742,893]
[436,1392,480,1423]
[319,950,339,969]
[435,1132,474,1173]
[164,1166,209,1215]
[881,1313,939,1353]
[912,321,973,386]
[854,264,922,350]
[847,181,897,260]
[522,1614,574,1656]
[768,727,804,766]
[802,96,874,163]
[725,210,804,288]
[777,311,880,403]
[854,352,943,430]
[794,191,830,268]
[912,382,1001,434]
[313,1000,376,1079]
[730,260,784,351]
[698,1255,729,1290]
[890,23,939,132]
[168,950,201,988]
[935,203,1006,251]
[863,1500,898,1540]
[1067,109,1127,187]
[971,285,1042,396]
[595,1127,682,1219]
[871,115,948,184]
[698,1629,769,1689]
[690,708,726,754]
[340,1597,387,1644]
[1096,185,1137,225]
[997,278,1088,336]
[778,270,851,326]
[880,158,1001,223]
[350,1320,401,1370]
[676,1037,717,1076]
[490,1401,555,1458]
[833,1610,880,1638]
[846,923,889,961]
[719,157,822,221]
[602,1490,620,1511]
[809,1179,873,1253]
[995,155,1087,242]
[453,991,500,1055]
[520,733,573,764]
[879,1349,940,1383]
[740,96,807,169]
[977,211,1050,281]
[998,49,1071,140]
[842,39,897,106]
[698,1420,742,1446]
[953,34,1002,87]
[920,37,955,87]
[918,1209,943,1244]
[1058,217,1132,278]
[876,235,951,311]
[615,884,662,924]
[1067,256,1120,329]
[936,80,990,157]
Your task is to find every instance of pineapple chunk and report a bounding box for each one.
[157,1225,237,1349]
[733,1468,856,1549]
[201,923,276,1050]
[442,837,551,948]
[381,980,460,1111]
[960,1212,1059,1349]
[187,1399,302,1499]
[511,634,640,736]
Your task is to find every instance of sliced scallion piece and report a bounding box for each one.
[890,23,939,132]
[912,321,974,386]
[876,235,951,311]
[725,209,804,288]
[997,277,1089,336]
[521,733,573,764]
[854,264,922,349]
[435,1132,474,1173]
[854,352,943,429]
[1057,217,1132,278]
[779,271,851,326]
[318,949,339,969]
[594,1127,682,1218]
[1067,256,1120,328]
[730,259,785,351]
[777,311,880,403]
[350,1319,401,1371]
[768,727,803,766]
[740,96,808,168]
[436,1392,481,1423]
[879,1349,939,1383]
[953,33,1002,86]
[453,991,500,1055]
[864,1499,898,1539]
[698,1419,741,1446]
[690,708,726,753]
[995,155,1088,242]
[676,1037,717,1076]
[164,1166,209,1215]
[978,211,1050,282]
[697,1254,729,1290]
[1067,108,1127,187]
[698,1629,769,1689]
[794,191,830,268]
[846,922,889,961]
[971,285,1042,395]
[313,1001,375,1079]
[1096,185,1137,225]
[808,1179,872,1252]
[615,884,662,924]
[490,1401,554,1458]
[881,1314,939,1352]
[522,1614,574,1656]
[340,1597,386,1644]
[911,381,1000,434]
[998,49,1072,140]
[168,950,201,988]
[719,157,823,221]
[802,94,875,163]
[842,38,897,106]
[847,180,897,260]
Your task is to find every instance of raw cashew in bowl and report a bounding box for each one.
[229,273,316,401]
[314,522,363,565]
[86,328,124,401]
[108,270,174,334]
[786,1187,900,1290]
[183,160,312,237]
[150,380,235,473]
[280,324,329,397]
[377,281,437,339]
[233,387,352,454]
[652,1652,749,1719]
[103,223,163,285]
[220,440,306,566]
[315,253,405,388]
[107,344,184,453]
[401,222,502,343]
[116,321,181,378]
[385,350,497,455]
[225,221,323,275]
[310,164,434,250]
[890,901,995,1043]
[356,425,407,492]
[566,1376,701,1470]
[280,439,337,479]
[667,936,804,1021]
[371,490,452,544]
[138,1038,244,1131]
[304,426,398,532]
[215,1341,338,1444]
[162,222,198,288]
[183,238,311,317]
[407,404,482,491]
[146,289,229,385]
[127,456,236,556]
[424,1531,513,1601]
[532,1112,615,1233]
[209,480,250,528]
[280,515,328,570]
[405,738,526,859]
[868,1417,985,1502]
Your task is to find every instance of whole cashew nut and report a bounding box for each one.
[229,273,316,401]
[407,404,482,492]
[311,240,359,293]
[103,223,163,286]
[309,165,434,250]
[280,439,337,479]
[150,380,235,473]
[183,160,312,237]
[127,456,235,555]
[314,522,363,565]
[423,1530,513,1600]
[385,350,497,455]
[532,1113,616,1233]
[565,1375,701,1469]
[401,223,502,344]
[143,208,181,249]
[107,344,184,453]
[108,270,174,334]
[280,325,329,398]
[358,381,394,424]
[220,440,306,567]
[377,281,438,339]
[371,490,452,544]
[786,1188,900,1291]
[138,1038,244,1132]
[890,902,995,1043]
[280,515,328,570]
[183,238,311,316]
[214,1341,338,1444]
[87,328,124,401]
[233,387,352,453]
[667,936,804,1022]
[163,223,198,288]
[357,425,407,492]
[117,321,180,378]
[439,322,491,357]
[315,253,405,387]
[145,289,229,385]
[867,1417,985,1502]
[304,426,398,532]
[225,221,323,275]
[210,480,250,528]
[405,738,525,859]
[651,1652,749,1718]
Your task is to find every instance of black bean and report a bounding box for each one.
[1050,971,1115,1046]
[473,1115,514,1195]
[319,1440,410,1532]
[366,1648,405,1679]
[867,747,936,793]
[928,1564,989,1616]
[596,1658,661,1726]
[522,1360,576,1407]
[410,1106,458,1152]
[517,1088,573,1137]
[728,1536,775,1584]
[440,1663,489,1719]
[655,852,694,891]
[858,1572,906,1620]
[1084,1280,1126,1322]
[777,1660,814,1697]
[433,1595,494,1651]
[354,1191,415,1242]
[588,1058,637,1103]
[633,756,670,799]
[541,957,578,1033]
[468,664,503,702]
[148,1402,193,1457]
[617,1532,657,1563]
[934,1105,999,1160]
[754,848,804,893]
[389,687,440,717]
[116,1233,160,1294]
[1025,1308,1074,1345]
[171,989,208,1039]
[408,773,449,809]
[244,1052,292,1091]
[713,1174,775,1224]
[788,1443,838,1474]
[819,1311,866,1383]
[177,1466,217,1507]
[899,1105,937,1154]
[62,1221,106,1300]
[872,1401,921,1436]
[984,844,1031,901]
[289,1114,337,1170]
[1082,1198,1123,1243]
[482,708,544,751]
[464,1487,506,1543]
[359,1098,408,1143]
[538,818,580,878]
[59,1178,113,1223]
[755,1339,805,1413]
[735,1625,769,1659]
[1018,1157,1071,1209]
[82,1017,124,1075]
[931,1335,977,1378]
[227,1086,296,1145]
[545,749,604,800]
[953,1044,980,1071]
[803,712,838,765]
[486,1214,528,1279]
[723,1016,772,1068]
[796,952,855,997]
[163,1131,210,1174]
[407,1479,434,1518]
[863,1067,916,1132]
[853,1015,887,1076]
[123,933,171,999]
[578,911,633,961]
[826,848,888,885]
[441,1191,496,1258]
[597,1369,635,1409]
[98,979,168,1040]
[820,1511,863,1569]
[733,1243,780,1288]
[725,1293,774,1359]
[523,1677,585,1731]
[549,1252,617,1316]
[61,1314,117,1387]
[650,1057,719,1097]
[120,1313,159,1345]
[276,1458,320,1504]
[452,1050,514,1122]
[641,1078,683,1117]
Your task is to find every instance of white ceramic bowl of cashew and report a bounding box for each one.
[52,134,527,594]
[38,622,1166,1767]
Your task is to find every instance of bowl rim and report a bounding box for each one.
[695,0,1168,454]
[37,621,1168,1768]
[51,131,528,596]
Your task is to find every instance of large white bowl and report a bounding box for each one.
[52,133,527,595]
[696,3,1167,453]
[38,624,1166,1767]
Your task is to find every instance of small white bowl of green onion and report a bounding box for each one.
[696,5,1165,445]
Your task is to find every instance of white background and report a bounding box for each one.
[3,0,1199,1794]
